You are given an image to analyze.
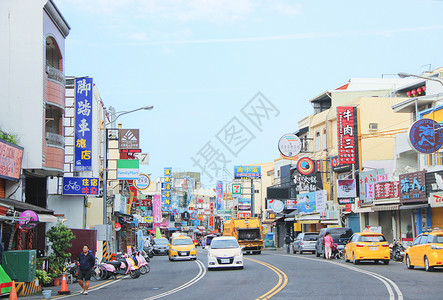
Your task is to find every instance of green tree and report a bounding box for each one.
[46,223,75,278]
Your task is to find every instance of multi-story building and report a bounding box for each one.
[0,0,70,255]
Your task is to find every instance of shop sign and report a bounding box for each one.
[330,156,351,173]
[337,179,357,198]
[161,167,172,212]
[118,129,140,149]
[286,199,297,210]
[296,191,316,214]
[337,106,359,165]
[216,181,223,210]
[113,194,127,214]
[430,192,443,208]
[74,78,93,171]
[297,157,315,175]
[234,166,261,178]
[232,184,241,195]
[117,159,139,180]
[63,177,99,195]
[115,223,121,231]
[210,202,215,214]
[425,171,443,196]
[134,173,151,191]
[278,133,302,157]
[18,210,39,230]
[209,215,214,227]
[269,199,284,213]
[238,211,251,218]
[153,195,162,224]
[359,169,384,203]
[408,118,443,154]
[0,139,23,181]
[399,171,427,203]
[374,181,400,199]
[338,198,355,205]
[238,198,251,211]
[293,173,323,193]
[376,174,389,183]
[315,190,326,213]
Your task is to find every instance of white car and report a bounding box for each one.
[207,236,243,270]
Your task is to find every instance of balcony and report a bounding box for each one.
[46,132,65,148]
[46,65,65,86]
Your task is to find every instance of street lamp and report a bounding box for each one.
[102,105,154,251]
[398,72,443,86]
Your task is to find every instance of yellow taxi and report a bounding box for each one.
[404,229,443,272]
[344,231,390,265]
[168,235,197,261]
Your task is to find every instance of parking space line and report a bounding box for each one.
[245,257,288,300]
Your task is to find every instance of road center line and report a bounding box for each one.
[143,259,206,300]
[274,254,403,300]
[245,257,288,300]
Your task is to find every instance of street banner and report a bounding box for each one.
[74,77,93,171]
[153,195,162,224]
[62,177,99,195]
[216,180,223,210]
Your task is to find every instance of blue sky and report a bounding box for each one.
[56,0,443,186]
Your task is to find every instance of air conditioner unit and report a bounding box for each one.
[369,123,378,130]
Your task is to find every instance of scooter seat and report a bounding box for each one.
[106,261,121,267]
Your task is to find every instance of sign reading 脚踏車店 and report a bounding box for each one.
[336,107,359,167]
[74,78,93,171]
[117,159,139,180]
[119,129,140,149]
[399,171,426,204]
[63,177,99,195]
[0,138,23,181]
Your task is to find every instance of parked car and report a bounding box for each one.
[207,236,243,270]
[292,232,319,254]
[315,227,353,258]
[344,231,390,265]
[152,238,169,255]
[405,229,443,272]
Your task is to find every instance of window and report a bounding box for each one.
[45,37,62,70]
[360,235,387,242]
[315,131,321,152]
[322,128,327,150]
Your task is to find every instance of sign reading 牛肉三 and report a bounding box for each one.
[74,78,93,171]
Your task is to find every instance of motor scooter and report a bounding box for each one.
[390,239,406,262]
[134,252,150,275]
[143,245,154,258]
[102,255,141,279]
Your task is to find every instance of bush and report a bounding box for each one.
[46,223,75,278]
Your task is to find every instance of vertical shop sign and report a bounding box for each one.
[162,167,172,211]
[337,107,359,166]
[216,180,223,211]
[153,195,162,224]
[74,78,93,171]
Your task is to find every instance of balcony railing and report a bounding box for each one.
[46,132,65,148]
[46,65,65,85]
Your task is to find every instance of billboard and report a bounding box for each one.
[0,139,23,181]
[337,179,357,198]
[337,106,359,166]
[119,129,140,149]
[74,78,93,171]
[296,192,317,214]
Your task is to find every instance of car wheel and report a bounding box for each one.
[300,251,303,255]
[238,266,244,269]
[353,253,359,265]
[406,255,414,269]
[293,247,297,254]
[315,249,320,257]
[344,252,349,262]
[169,257,173,262]
[425,256,433,272]
[374,260,379,264]
[383,260,389,265]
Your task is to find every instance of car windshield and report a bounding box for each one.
[360,235,386,242]
[329,228,353,239]
[210,239,239,249]
[172,238,193,245]
[154,239,168,245]
[303,234,318,241]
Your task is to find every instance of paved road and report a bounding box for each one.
[27,248,442,300]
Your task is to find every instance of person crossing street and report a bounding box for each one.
[77,244,95,295]
[284,234,293,254]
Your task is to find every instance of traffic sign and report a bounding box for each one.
[232,184,241,195]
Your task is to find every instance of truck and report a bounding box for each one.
[222,217,263,254]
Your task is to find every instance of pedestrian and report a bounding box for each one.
[324,232,334,260]
[77,244,95,295]
[284,234,293,254]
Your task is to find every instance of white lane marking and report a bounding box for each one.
[275,254,403,300]
[55,275,129,299]
[143,259,207,300]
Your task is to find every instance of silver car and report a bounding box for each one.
[292,232,319,254]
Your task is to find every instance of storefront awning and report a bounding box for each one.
[400,204,429,210]
[37,214,58,223]
[354,207,373,213]
[372,205,400,211]
[0,197,53,214]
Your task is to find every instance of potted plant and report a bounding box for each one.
[35,269,52,286]
[46,223,75,286]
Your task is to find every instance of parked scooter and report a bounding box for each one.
[143,245,154,258]
[390,239,406,262]
[134,252,150,275]
[102,255,141,279]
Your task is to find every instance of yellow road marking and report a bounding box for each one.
[245,257,288,300]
